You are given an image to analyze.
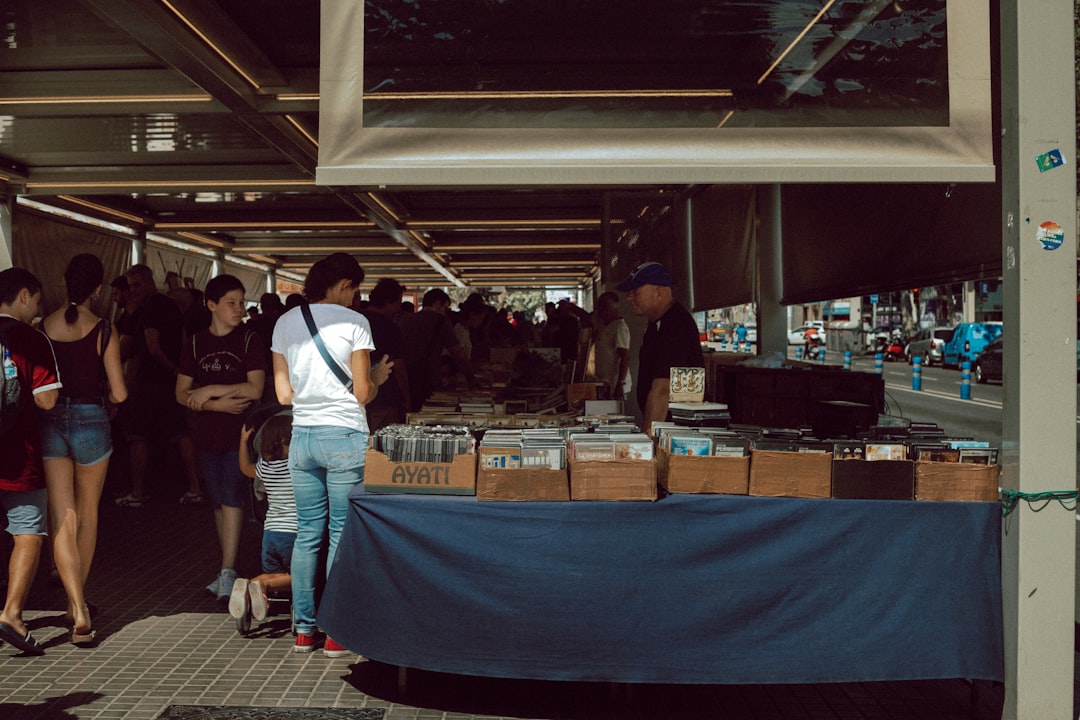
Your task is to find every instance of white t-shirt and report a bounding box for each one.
[594,317,631,396]
[271,303,375,431]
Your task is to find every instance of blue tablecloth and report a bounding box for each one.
[319,490,1003,684]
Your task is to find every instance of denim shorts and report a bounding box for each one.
[39,402,113,466]
[197,450,247,509]
[262,530,295,574]
[0,489,47,535]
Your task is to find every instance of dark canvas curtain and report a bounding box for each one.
[145,243,214,293]
[222,261,269,303]
[12,207,132,317]
[780,183,1002,305]
[689,185,755,312]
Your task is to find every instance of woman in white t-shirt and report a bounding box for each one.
[270,253,390,657]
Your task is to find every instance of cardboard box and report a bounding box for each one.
[831,459,914,500]
[569,458,657,501]
[658,447,750,495]
[363,449,477,496]
[749,450,833,499]
[476,467,570,502]
[567,382,601,405]
[915,461,1000,502]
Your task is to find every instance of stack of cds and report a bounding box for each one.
[655,425,749,457]
[370,424,476,463]
[568,432,654,461]
[479,428,568,470]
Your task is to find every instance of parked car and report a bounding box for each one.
[942,322,1003,368]
[973,336,1003,383]
[787,321,825,345]
[904,326,955,366]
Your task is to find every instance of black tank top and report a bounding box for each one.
[50,319,108,399]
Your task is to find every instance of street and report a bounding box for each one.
[776,349,1080,483]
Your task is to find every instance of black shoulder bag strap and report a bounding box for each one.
[300,303,353,392]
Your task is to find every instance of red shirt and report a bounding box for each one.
[0,316,61,492]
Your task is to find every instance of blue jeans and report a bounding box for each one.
[288,425,366,635]
[39,403,113,466]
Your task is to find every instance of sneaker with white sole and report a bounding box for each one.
[228,578,250,619]
[293,632,321,653]
[323,637,351,658]
[215,569,238,602]
[248,580,269,622]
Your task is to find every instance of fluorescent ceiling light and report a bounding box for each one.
[411,219,600,229]
[156,221,375,230]
[434,243,600,251]
[251,245,401,254]
[27,180,313,190]
[453,260,594,268]
[161,0,262,90]
[0,95,212,104]
[176,231,229,248]
[285,115,319,147]
[367,89,733,101]
[56,196,146,225]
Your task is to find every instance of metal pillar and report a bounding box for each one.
[0,195,12,270]
[131,232,146,267]
[999,0,1076,717]
[756,185,785,356]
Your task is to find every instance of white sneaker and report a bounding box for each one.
[248,580,269,622]
[216,569,238,601]
[228,578,250,619]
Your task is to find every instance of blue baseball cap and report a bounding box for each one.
[615,261,672,291]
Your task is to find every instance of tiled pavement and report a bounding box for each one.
[0,466,1064,720]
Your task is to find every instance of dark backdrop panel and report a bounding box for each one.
[689,185,755,311]
[781,183,1002,304]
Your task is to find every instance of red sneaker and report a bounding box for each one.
[323,637,351,658]
[292,632,321,653]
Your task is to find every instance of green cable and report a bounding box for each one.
[999,489,1080,517]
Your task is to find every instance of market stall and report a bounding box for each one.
[318,490,1003,685]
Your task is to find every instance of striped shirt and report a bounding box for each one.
[256,457,297,534]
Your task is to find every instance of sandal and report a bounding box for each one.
[70,626,96,647]
[114,494,143,509]
[179,491,204,505]
[0,622,44,655]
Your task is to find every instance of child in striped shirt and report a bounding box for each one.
[230,412,296,630]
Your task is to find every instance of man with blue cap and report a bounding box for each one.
[616,261,704,435]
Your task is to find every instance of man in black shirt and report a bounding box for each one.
[616,262,704,436]
[361,278,410,430]
[117,264,199,508]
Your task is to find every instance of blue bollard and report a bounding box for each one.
[818,348,826,364]
[842,350,852,371]
[873,353,884,375]
[960,361,971,399]
[912,355,922,391]
[795,346,803,361]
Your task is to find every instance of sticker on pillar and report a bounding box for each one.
[1034,149,1065,173]
[1036,221,1064,251]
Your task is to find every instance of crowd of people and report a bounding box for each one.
[0,252,694,657]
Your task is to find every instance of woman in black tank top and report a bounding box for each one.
[39,254,128,647]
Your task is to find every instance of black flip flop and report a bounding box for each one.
[0,622,44,655]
